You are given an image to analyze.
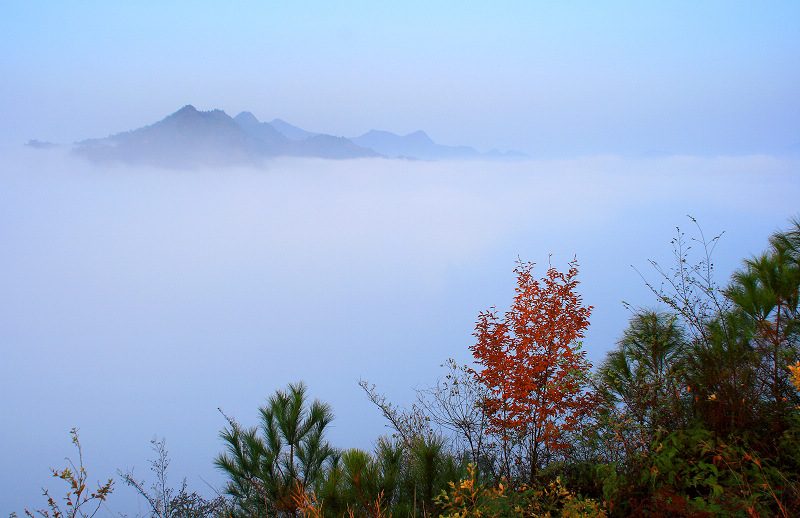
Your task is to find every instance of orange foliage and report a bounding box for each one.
[470,259,595,478]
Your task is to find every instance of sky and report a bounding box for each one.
[2,1,799,156]
[1,1,800,515]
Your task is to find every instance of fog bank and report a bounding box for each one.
[1,148,797,514]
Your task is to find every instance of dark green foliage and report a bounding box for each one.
[309,435,467,518]
[726,226,800,432]
[598,310,689,454]
[409,435,449,517]
[592,216,800,517]
[629,427,800,517]
[215,381,334,518]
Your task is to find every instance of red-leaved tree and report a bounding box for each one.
[470,259,595,482]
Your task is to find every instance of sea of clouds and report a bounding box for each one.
[1,146,797,514]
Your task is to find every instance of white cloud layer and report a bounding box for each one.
[1,149,798,514]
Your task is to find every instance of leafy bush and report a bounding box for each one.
[436,464,606,518]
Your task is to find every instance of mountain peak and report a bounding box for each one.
[165,105,204,123]
[234,111,260,126]
[406,130,433,144]
[160,105,236,128]
[176,104,197,114]
[73,105,269,168]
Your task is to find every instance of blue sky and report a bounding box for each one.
[2,1,798,155]
[2,2,800,515]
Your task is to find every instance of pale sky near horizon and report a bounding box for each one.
[2,1,799,156]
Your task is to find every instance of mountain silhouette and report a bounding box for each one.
[233,111,295,155]
[351,130,479,160]
[73,105,268,168]
[235,112,379,159]
[69,105,526,168]
[269,118,320,141]
[351,129,527,161]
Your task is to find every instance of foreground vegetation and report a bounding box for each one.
[20,217,800,517]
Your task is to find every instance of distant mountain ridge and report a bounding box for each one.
[352,129,479,160]
[71,105,527,168]
[268,118,320,141]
